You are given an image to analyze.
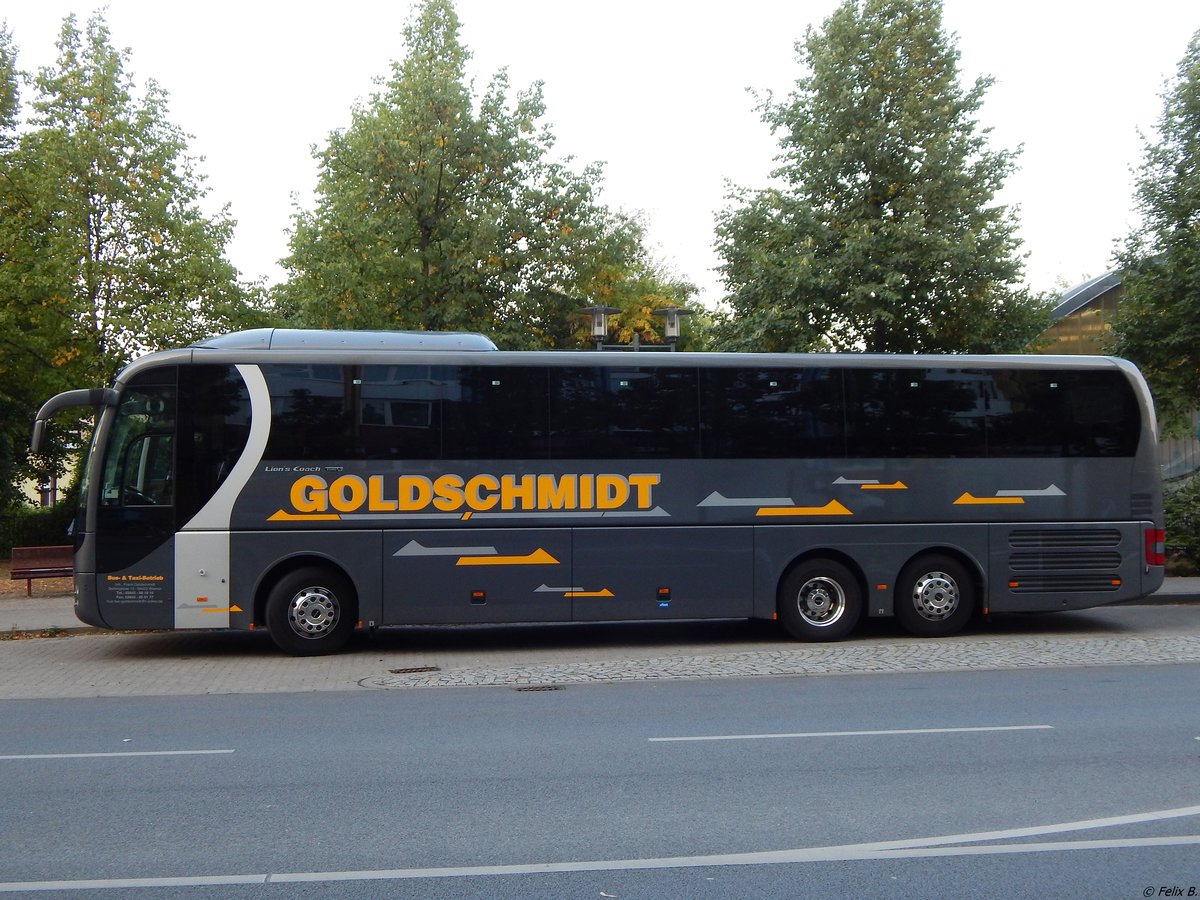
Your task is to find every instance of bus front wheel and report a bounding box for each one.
[778,559,862,641]
[895,554,975,638]
[265,567,357,656]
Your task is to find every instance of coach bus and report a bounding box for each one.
[31,328,1165,655]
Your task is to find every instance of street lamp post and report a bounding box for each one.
[575,305,621,351]
[575,305,691,350]
[651,306,693,350]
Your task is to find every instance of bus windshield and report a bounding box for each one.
[100,386,176,507]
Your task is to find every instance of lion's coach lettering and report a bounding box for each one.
[283,472,662,516]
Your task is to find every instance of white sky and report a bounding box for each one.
[3,1,1198,308]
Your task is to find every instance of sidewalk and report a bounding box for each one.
[5,579,1199,635]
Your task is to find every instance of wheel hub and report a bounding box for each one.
[797,577,845,626]
[911,572,959,621]
[288,587,340,639]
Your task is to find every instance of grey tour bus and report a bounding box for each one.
[31,328,1165,654]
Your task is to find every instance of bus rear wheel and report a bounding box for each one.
[895,554,975,638]
[265,566,356,656]
[778,559,862,641]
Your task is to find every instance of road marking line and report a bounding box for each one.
[2,804,1198,892]
[648,724,1054,743]
[0,749,234,761]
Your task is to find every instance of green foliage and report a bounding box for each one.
[0,495,77,555]
[0,24,18,146]
[1164,476,1200,575]
[277,0,692,349]
[0,13,263,500]
[715,0,1047,353]
[1111,31,1200,436]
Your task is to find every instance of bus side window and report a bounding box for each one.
[551,367,700,459]
[988,370,1139,458]
[845,369,986,458]
[441,366,549,460]
[176,365,252,524]
[700,368,843,458]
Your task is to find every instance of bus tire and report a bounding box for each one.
[778,559,862,641]
[895,554,975,638]
[265,566,356,656]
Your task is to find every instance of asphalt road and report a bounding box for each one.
[2,663,1199,898]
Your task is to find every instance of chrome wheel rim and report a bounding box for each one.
[910,572,959,621]
[795,577,847,627]
[287,586,340,639]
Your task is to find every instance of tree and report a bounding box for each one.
[278,0,691,349]
[0,13,261,503]
[0,23,36,505]
[1110,30,1200,435]
[715,0,1049,354]
[0,23,17,145]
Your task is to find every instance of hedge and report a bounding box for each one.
[0,502,76,558]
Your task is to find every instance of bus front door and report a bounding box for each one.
[92,381,179,629]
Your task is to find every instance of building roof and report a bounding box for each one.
[1050,271,1123,321]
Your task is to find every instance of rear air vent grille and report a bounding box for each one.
[1131,493,1154,517]
[1006,529,1125,593]
[1008,529,1121,548]
[1007,576,1122,593]
[1009,551,1123,571]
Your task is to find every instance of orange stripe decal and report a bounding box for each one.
[455,548,559,566]
[756,500,853,517]
[953,493,1024,505]
[268,510,342,521]
[565,589,615,598]
[860,481,907,490]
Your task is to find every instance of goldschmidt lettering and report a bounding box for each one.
[283,473,661,516]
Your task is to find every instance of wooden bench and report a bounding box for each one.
[9,545,73,596]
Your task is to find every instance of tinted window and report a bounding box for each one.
[358,364,444,460]
[441,366,549,459]
[551,367,700,459]
[176,365,251,524]
[845,369,987,458]
[257,362,1141,462]
[701,368,844,458]
[988,370,1139,457]
[263,364,352,460]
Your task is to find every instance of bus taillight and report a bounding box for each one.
[1145,529,1166,567]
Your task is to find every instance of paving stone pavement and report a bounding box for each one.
[362,633,1200,689]
[0,602,1198,699]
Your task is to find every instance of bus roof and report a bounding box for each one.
[192,328,498,353]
